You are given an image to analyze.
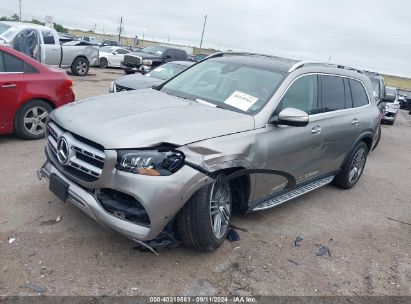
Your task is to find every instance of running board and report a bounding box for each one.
[252,176,335,211]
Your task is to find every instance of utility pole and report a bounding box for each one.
[19,0,22,22]
[118,17,123,44]
[199,14,207,49]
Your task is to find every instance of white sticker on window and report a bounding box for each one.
[224,91,258,111]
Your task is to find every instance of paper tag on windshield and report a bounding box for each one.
[224,91,258,111]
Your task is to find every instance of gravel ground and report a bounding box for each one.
[0,68,410,297]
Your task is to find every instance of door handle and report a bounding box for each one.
[311,125,321,134]
[351,119,359,125]
[1,84,16,88]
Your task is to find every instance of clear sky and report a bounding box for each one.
[1,0,410,77]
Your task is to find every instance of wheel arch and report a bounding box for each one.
[13,98,56,130]
[340,132,373,169]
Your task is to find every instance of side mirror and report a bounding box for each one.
[164,54,172,59]
[113,51,118,55]
[269,108,309,127]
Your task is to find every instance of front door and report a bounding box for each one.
[252,74,326,201]
[41,29,61,66]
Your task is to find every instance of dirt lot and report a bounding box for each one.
[0,68,410,297]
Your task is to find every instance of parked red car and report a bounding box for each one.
[0,45,75,139]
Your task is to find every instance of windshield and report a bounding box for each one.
[0,24,18,41]
[160,58,285,114]
[148,63,189,80]
[141,46,166,55]
[370,78,380,98]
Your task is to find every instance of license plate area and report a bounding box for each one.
[49,173,69,202]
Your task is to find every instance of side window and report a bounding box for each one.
[0,52,5,72]
[320,75,345,112]
[349,79,369,107]
[24,63,37,73]
[276,75,318,115]
[42,30,55,44]
[116,49,129,55]
[0,51,24,72]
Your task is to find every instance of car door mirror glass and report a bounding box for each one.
[270,107,309,127]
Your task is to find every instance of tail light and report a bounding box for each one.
[63,78,73,88]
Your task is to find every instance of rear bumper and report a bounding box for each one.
[38,158,209,241]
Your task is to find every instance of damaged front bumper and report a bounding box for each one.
[38,160,209,242]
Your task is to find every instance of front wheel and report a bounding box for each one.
[176,174,232,251]
[333,141,368,189]
[71,57,89,76]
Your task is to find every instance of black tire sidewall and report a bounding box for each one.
[15,100,53,140]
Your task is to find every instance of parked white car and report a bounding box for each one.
[99,46,131,68]
[382,86,400,125]
[0,21,99,76]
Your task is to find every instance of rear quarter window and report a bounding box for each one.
[349,79,369,107]
[0,51,23,72]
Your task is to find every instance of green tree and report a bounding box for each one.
[0,16,8,21]
[10,14,20,21]
[54,23,68,33]
[30,19,45,25]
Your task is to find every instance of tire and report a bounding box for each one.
[332,141,368,189]
[99,57,108,69]
[15,99,53,140]
[71,57,89,76]
[372,125,381,151]
[176,174,232,251]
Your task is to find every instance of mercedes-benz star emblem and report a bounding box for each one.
[57,137,69,164]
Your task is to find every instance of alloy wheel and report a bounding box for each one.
[348,148,366,184]
[23,106,49,136]
[76,60,88,75]
[209,175,231,239]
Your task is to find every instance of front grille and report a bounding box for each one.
[123,54,142,66]
[46,121,105,182]
[115,84,132,92]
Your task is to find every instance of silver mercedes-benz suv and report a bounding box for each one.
[38,53,380,251]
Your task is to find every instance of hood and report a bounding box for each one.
[114,73,163,90]
[127,51,160,60]
[51,89,255,149]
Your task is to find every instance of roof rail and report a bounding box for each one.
[288,61,364,74]
[205,51,289,60]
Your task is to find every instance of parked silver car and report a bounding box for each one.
[38,53,380,251]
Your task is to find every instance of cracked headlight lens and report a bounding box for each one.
[116,150,184,176]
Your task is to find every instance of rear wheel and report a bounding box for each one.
[15,100,52,140]
[333,141,368,189]
[71,57,89,76]
[99,57,108,68]
[176,174,232,251]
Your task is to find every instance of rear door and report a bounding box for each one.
[0,50,25,128]
[41,29,61,66]
[317,75,362,172]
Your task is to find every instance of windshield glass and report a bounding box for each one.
[148,63,188,80]
[141,46,166,55]
[0,24,18,41]
[160,58,285,114]
[370,78,380,98]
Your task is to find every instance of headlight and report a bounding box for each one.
[116,150,184,176]
[109,81,115,93]
[142,59,152,66]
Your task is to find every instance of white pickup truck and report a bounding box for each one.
[0,22,99,76]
